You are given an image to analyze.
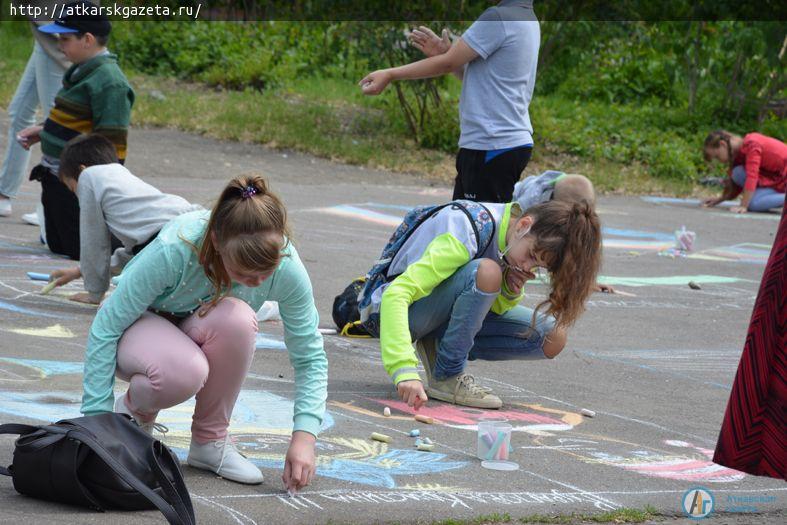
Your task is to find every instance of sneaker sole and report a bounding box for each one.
[426,387,503,409]
[187,458,264,485]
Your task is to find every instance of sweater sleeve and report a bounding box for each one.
[742,140,764,192]
[270,247,328,438]
[81,241,180,415]
[90,81,133,162]
[76,177,113,302]
[380,233,471,384]
[490,279,526,314]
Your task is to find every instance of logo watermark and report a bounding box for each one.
[682,487,779,519]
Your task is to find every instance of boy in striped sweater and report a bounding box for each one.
[17,0,134,260]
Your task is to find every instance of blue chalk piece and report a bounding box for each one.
[409,429,420,437]
[414,438,423,447]
[27,272,50,282]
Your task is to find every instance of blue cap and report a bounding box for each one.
[38,22,80,34]
[36,2,110,37]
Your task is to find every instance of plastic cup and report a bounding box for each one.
[477,420,512,461]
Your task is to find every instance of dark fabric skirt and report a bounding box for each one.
[713,207,786,479]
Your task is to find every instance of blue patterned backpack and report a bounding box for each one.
[350,200,496,336]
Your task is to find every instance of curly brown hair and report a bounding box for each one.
[518,200,602,328]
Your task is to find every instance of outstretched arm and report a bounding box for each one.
[359,38,478,95]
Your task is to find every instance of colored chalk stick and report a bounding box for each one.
[414,414,434,424]
[370,432,392,443]
[383,407,391,417]
[27,272,50,282]
[409,429,420,437]
[40,281,58,295]
[416,443,435,452]
[581,408,596,417]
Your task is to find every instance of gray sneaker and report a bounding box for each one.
[415,338,437,386]
[427,372,503,409]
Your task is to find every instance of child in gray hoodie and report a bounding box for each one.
[49,133,202,303]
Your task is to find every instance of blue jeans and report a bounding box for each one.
[408,259,556,380]
[731,166,785,212]
[0,41,65,199]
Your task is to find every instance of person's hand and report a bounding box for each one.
[503,266,532,296]
[359,70,393,95]
[282,431,316,495]
[50,267,81,287]
[17,125,42,150]
[701,197,722,208]
[594,283,616,294]
[730,205,748,214]
[409,26,451,57]
[397,379,427,410]
[70,291,101,305]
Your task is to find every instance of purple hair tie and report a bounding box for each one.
[241,185,258,199]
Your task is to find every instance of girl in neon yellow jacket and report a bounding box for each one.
[362,200,601,409]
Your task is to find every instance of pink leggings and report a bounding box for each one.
[116,297,257,443]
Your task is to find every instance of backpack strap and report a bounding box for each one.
[0,423,41,477]
[450,201,496,259]
[67,429,195,525]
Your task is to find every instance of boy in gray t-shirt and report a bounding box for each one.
[361,1,540,203]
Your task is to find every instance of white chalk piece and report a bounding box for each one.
[414,414,434,424]
[318,328,337,335]
[27,272,50,282]
[613,289,637,297]
[481,460,519,471]
[416,443,435,452]
[422,437,433,445]
[383,407,391,417]
[370,432,392,443]
[580,408,596,417]
[287,489,296,498]
[409,429,420,437]
[40,281,58,295]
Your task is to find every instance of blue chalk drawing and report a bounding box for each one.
[361,202,413,212]
[0,300,63,319]
[640,196,736,208]
[0,391,82,420]
[253,449,466,488]
[0,358,83,377]
[602,227,673,241]
[170,446,466,489]
[255,332,287,350]
[0,389,334,432]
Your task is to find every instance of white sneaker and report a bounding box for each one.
[114,394,167,436]
[187,436,263,485]
[0,199,10,217]
[21,211,39,226]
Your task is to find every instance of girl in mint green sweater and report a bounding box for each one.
[81,175,327,490]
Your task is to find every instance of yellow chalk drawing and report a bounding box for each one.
[8,324,75,338]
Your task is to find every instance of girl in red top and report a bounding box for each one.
[702,130,786,213]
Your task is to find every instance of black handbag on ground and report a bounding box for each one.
[0,413,195,524]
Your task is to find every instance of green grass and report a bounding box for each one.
[0,21,711,196]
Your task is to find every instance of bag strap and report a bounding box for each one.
[149,441,195,525]
[451,201,496,259]
[68,430,194,525]
[0,423,40,436]
[0,423,41,476]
